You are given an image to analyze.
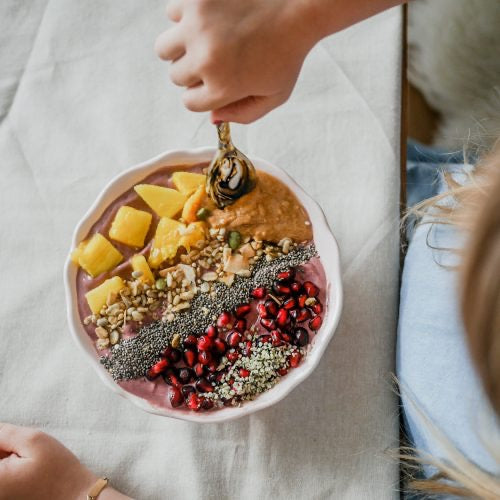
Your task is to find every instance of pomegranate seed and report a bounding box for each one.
[289,309,299,320]
[169,386,183,407]
[294,327,309,346]
[197,335,213,352]
[145,370,159,381]
[184,334,197,347]
[182,385,195,399]
[281,332,292,343]
[273,282,291,296]
[277,367,288,376]
[235,303,251,318]
[303,281,319,297]
[205,325,218,338]
[260,335,271,344]
[276,308,289,327]
[208,372,224,383]
[146,358,169,379]
[239,368,250,378]
[227,350,239,363]
[198,350,213,366]
[213,338,227,354]
[297,294,307,308]
[242,340,252,356]
[264,299,279,317]
[270,329,282,347]
[289,351,302,368]
[161,345,178,363]
[260,318,276,331]
[283,297,296,310]
[178,367,194,384]
[206,360,218,373]
[186,392,201,411]
[311,302,323,315]
[290,281,302,294]
[296,308,311,323]
[195,377,214,393]
[309,315,322,331]
[200,398,214,410]
[234,319,247,333]
[277,268,295,282]
[257,303,268,319]
[226,331,242,347]
[194,363,205,377]
[162,368,181,387]
[183,348,196,367]
[170,349,182,363]
[217,311,232,328]
[251,287,267,299]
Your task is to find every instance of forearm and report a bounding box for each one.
[296,0,406,46]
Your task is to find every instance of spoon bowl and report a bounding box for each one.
[206,122,257,208]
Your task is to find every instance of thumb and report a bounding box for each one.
[211,92,289,125]
[0,423,38,458]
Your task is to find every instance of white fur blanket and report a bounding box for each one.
[409,0,500,151]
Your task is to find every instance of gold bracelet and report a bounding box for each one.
[87,477,109,500]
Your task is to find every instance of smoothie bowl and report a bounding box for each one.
[64,148,342,423]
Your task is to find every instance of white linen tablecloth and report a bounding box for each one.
[0,1,402,498]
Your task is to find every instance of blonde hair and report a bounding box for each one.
[400,141,500,497]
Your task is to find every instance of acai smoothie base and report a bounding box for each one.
[72,163,327,412]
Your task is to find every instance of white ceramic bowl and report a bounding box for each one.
[64,148,343,423]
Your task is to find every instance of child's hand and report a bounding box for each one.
[0,423,128,500]
[155,0,319,124]
[155,0,404,124]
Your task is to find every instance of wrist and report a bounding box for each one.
[98,486,131,500]
[78,472,130,500]
[293,0,406,44]
[280,0,324,56]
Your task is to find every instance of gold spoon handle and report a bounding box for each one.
[216,122,234,150]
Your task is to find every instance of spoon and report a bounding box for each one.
[206,122,257,208]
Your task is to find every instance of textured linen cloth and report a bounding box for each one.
[0,2,402,498]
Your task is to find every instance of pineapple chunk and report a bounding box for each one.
[181,185,206,223]
[134,184,186,218]
[131,254,154,283]
[179,221,207,251]
[85,276,125,314]
[70,241,86,264]
[77,233,123,277]
[171,171,206,195]
[148,217,185,268]
[109,206,152,247]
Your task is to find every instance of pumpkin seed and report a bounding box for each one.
[228,231,241,250]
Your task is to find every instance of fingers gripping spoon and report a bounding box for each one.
[206,122,257,208]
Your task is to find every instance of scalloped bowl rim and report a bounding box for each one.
[63,147,343,423]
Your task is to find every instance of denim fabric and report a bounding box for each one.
[398,143,500,497]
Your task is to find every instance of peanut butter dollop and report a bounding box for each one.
[208,171,312,243]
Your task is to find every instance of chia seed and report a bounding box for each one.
[100,243,317,380]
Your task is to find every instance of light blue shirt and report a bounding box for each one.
[397,160,500,483]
